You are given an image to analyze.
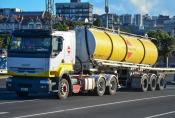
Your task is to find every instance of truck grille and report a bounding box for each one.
[9,67,44,74]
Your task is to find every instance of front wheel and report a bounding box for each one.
[57,79,69,100]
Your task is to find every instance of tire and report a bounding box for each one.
[57,79,69,99]
[141,74,149,92]
[157,76,166,91]
[107,77,118,95]
[95,77,106,96]
[149,74,157,91]
[16,92,29,97]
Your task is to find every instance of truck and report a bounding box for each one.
[6,26,175,99]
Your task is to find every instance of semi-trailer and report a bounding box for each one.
[6,27,175,99]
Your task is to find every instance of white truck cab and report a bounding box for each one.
[7,29,76,97]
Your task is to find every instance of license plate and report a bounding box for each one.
[21,88,28,92]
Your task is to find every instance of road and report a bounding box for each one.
[0,82,175,118]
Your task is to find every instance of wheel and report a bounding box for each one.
[95,77,106,96]
[107,77,118,95]
[157,75,166,91]
[141,74,149,92]
[149,74,157,91]
[16,92,29,97]
[57,78,69,99]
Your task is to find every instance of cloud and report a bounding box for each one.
[129,0,158,14]
[93,7,104,15]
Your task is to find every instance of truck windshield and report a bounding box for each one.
[9,37,51,52]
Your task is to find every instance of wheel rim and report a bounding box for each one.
[97,78,106,95]
[152,78,156,88]
[143,79,148,88]
[60,82,68,96]
[142,75,148,91]
[98,81,105,92]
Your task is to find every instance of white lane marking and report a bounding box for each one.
[145,111,175,118]
[0,112,9,115]
[0,99,39,105]
[14,94,175,118]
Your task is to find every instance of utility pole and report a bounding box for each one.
[45,0,54,30]
[105,0,109,28]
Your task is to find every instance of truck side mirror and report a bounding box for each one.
[57,37,63,52]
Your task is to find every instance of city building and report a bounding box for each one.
[120,14,132,26]
[157,15,170,27]
[164,19,175,37]
[133,14,144,29]
[100,14,119,29]
[0,11,48,33]
[12,11,44,17]
[143,14,156,31]
[0,8,22,16]
[55,0,93,22]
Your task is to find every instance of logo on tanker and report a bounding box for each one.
[126,40,133,59]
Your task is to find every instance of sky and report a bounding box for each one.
[0,0,175,16]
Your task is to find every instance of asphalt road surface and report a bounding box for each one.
[0,83,175,118]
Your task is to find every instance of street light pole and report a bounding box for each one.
[105,0,109,28]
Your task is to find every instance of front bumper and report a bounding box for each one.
[6,76,52,93]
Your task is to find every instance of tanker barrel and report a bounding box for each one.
[76,27,158,66]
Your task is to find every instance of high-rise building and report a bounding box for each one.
[164,19,175,37]
[157,15,170,26]
[100,14,119,29]
[55,0,93,22]
[120,14,132,25]
[143,14,156,30]
[134,14,144,29]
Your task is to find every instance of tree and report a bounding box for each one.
[0,33,10,49]
[53,20,84,31]
[147,30,175,66]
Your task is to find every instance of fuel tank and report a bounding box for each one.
[76,28,158,65]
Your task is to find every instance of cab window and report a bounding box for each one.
[52,36,63,56]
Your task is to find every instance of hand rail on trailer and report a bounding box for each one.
[94,59,175,73]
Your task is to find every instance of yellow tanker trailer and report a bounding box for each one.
[75,27,166,95]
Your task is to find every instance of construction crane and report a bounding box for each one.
[45,0,54,30]
[105,0,109,28]
[46,0,54,15]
